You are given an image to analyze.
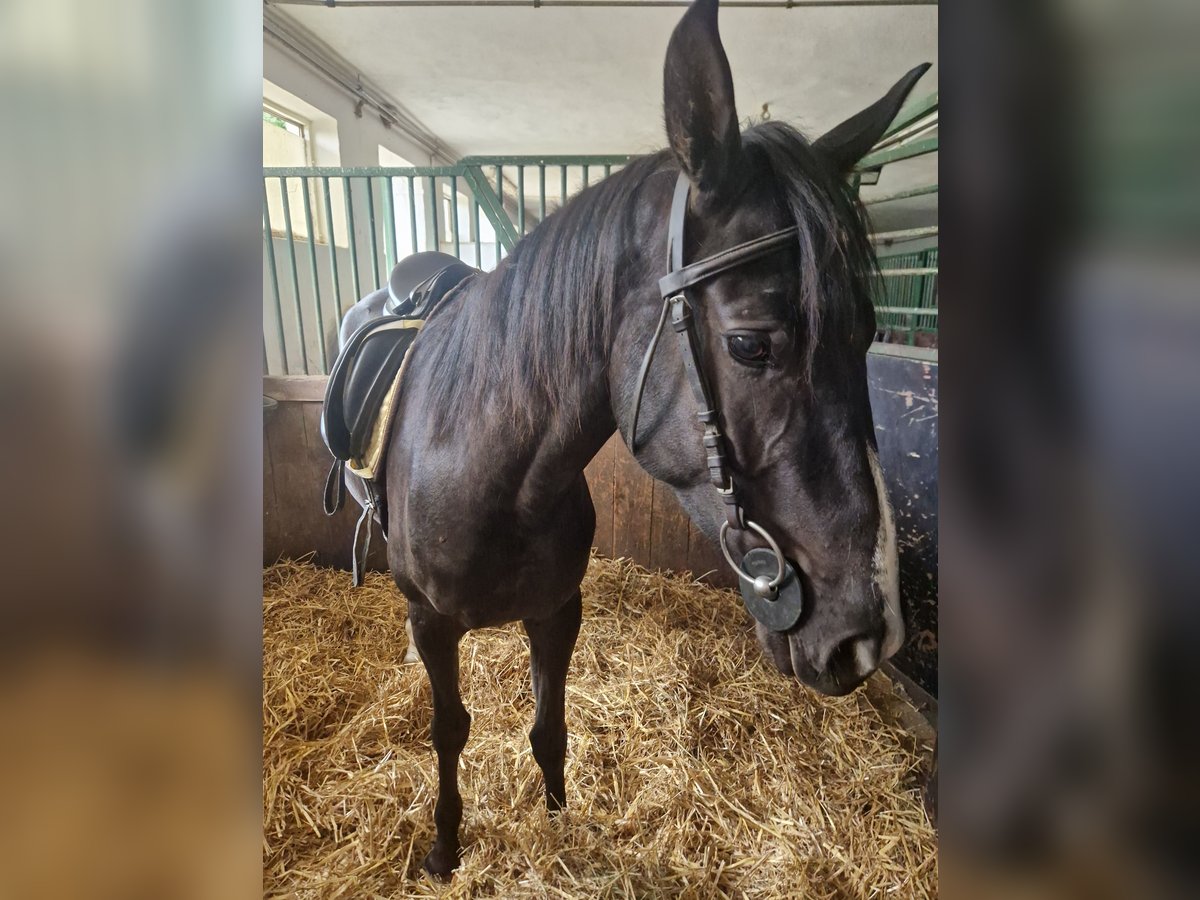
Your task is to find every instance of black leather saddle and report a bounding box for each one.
[321,253,477,510]
[384,251,477,317]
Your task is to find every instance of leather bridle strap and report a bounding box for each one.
[629,173,798,530]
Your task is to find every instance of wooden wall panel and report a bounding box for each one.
[648,480,690,572]
[610,439,654,563]
[263,376,717,582]
[263,378,387,572]
[688,520,734,588]
[582,434,616,558]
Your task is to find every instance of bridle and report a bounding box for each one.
[629,172,805,629]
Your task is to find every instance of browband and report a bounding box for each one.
[658,228,799,297]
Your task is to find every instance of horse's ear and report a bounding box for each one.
[813,63,932,174]
[663,0,741,200]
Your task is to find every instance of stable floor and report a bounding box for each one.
[264,556,936,899]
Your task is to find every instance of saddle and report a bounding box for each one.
[320,253,477,580]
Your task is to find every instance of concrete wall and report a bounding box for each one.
[264,38,447,168]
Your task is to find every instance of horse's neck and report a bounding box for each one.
[418,263,619,493]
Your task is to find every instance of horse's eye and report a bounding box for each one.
[726,333,772,367]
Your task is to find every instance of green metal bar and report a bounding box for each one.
[876,267,939,276]
[517,166,525,234]
[856,135,938,171]
[461,164,519,253]
[262,179,288,374]
[321,176,342,323]
[538,165,546,221]
[277,177,309,373]
[342,177,362,301]
[428,176,439,253]
[365,176,381,287]
[881,91,938,141]
[450,174,461,258]
[863,183,938,206]
[458,154,635,167]
[582,164,589,189]
[407,176,419,254]
[875,306,939,316]
[561,166,567,207]
[472,199,482,267]
[495,165,503,259]
[384,175,398,273]
[299,177,328,373]
[870,225,939,243]
[603,163,611,179]
[265,165,464,177]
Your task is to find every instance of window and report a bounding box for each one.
[263,102,331,244]
[263,103,310,167]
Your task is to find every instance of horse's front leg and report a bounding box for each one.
[408,601,470,877]
[522,590,582,811]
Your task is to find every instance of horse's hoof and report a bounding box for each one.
[422,846,459,880]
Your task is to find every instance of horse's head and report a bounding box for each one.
[618,0,929,695]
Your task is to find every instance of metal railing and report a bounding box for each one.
[857,90,938,344]
[263,98,938,372]
[263,156,632,375]
[872,247,939,344]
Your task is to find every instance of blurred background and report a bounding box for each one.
[0,0,1195,897]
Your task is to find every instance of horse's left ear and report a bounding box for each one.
[663,0,742,201]
[813,63,932,174]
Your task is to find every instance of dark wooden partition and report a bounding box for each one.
[262,376,733,586]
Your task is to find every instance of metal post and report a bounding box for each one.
[495,165,503,260]
[450,174,461,259]
[384,175,398,272]
[263,179,288,374]
[538,164,546,222]
[428,176,439,254]
[321,176,342,324]
[342,177,362,301]
[299,177,328,373]
[472,199,482,267]
[278,177,309,373]
[517,166,525,234]
[407,176,419,254]
[365,176,381,288]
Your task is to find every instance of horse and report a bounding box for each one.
[333,0,927,877]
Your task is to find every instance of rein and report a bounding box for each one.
[629,173,804,626]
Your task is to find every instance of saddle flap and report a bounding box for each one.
[321,316,419,463]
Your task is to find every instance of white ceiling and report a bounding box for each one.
[272,2,937,228]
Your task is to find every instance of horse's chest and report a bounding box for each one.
[391,467,594,625]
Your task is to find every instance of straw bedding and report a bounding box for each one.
[264,555,937,899]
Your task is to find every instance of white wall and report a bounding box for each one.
[264,38,448,168]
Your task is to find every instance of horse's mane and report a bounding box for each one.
[739,122,879,373]
[416,121,876,441]
[416,152,671,441]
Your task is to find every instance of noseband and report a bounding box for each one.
[629,173,804,630]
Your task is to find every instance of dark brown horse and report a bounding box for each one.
[338,0,926,876]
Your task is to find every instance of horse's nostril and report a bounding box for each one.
[827,634,880,681]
